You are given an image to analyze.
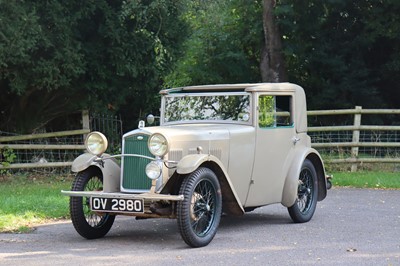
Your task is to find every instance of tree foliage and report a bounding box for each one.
[1,0,399,133]
[164,0,263,87]
[275,0,400,109]
[0,0,187,133]
[168,0,400,110]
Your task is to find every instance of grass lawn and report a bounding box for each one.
[0,174,72,233]
[331,171,400,189]
[0,171,399,233]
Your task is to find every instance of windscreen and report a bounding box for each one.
[163,93,251,123]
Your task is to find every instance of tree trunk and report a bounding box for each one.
[260,0,287,82]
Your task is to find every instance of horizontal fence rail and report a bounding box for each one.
[2,162,73,169]
[312,142,400,148]
[308,125,400,132]
[307,109,400,115]
[0,144,85,150]
[0,129,90,142]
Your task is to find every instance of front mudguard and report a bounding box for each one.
[176,154,213,175]
[176,154,244,215]
[71,153,121,193]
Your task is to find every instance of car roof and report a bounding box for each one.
[160,82,298,94]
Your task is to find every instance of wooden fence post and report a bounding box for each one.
[82,110,90,141]
[351,106,362,172]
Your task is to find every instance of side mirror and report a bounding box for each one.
[147,114,155,125]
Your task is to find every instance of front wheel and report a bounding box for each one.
[70,167,115,239]
[177,167,222,248]
[288,159,318,223]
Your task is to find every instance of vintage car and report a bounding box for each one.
[62,83,328,248]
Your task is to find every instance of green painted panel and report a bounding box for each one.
[122,134,153,190]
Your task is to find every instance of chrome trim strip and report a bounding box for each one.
[97,154,178,164]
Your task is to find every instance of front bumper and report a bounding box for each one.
[62,190,184,218]
[61,190,184,201]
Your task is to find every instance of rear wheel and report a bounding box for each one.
[177,167,222,247]
[70,167,115,239]
[288,159,318,223]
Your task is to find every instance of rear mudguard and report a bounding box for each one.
[281,148,327,207]
[71,153,121,193]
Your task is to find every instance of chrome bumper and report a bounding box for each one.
[61,190,184,201]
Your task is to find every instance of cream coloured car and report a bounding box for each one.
[62,83,328,248]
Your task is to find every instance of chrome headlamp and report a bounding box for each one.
[145,161,162,180]
[148,133,168,157]
[85,132,108,156]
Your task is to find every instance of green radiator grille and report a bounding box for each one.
[122,134,153,191]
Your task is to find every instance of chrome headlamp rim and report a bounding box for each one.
[148,133,169,157]
[85,131,108,156]
[145,161,162,180]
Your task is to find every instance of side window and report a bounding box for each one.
[258,95,293,128]
[259,95,275,127]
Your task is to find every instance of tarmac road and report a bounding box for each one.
[0,187,399,266]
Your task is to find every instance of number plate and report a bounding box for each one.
[90,197,144,213]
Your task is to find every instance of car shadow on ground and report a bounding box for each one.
[218,204,292,231]
[63,205,290,245]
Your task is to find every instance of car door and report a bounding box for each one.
[244,93,297,207]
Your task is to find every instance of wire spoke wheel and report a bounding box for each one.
[190,180,216,236]
[82,176,106,227]
[288,159,318,223]
[178,167,222,247]
[70,167,115,239]
[296,168,314,213]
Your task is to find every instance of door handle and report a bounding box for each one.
[292,136,300,145]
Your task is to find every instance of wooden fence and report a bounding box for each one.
[0,129,89,169]
[308,106,400,171]
[0,110,90,170]
[1,107,399,171]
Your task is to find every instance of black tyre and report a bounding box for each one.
[70,167,115,239]
[327,179,332,190]
[288,159,318,223]
[177,167,222,248]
